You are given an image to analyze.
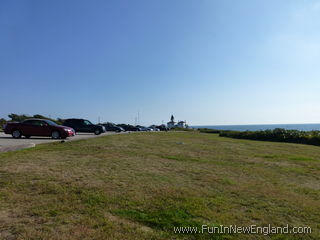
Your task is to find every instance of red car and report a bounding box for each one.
[3,119,75,139]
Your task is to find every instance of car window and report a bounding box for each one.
[40,121,48,126]
[83,120,92,125]
[45,120,58,126]
[32,120,46,126]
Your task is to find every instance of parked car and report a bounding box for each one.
[3,119,75,139]
[99,124,124,132]
[63,119,106,135]
[117,124,140,131]
[139,126,153,131]
[149,126,160,131]
[156,125,169,131]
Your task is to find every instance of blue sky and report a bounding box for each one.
[1,0,320,125]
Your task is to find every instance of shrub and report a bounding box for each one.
[219,128,320,146]
[170,127,194,131]
[198,128,221,134]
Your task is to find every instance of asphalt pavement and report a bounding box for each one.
[0,131,122,153]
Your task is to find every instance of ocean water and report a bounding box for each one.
[193,124,320,132]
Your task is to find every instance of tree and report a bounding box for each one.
[7,113,61,124]
[33,114,46,119]
[0,118,6,128]
[56,118,64,125]
[32,114,59,124]
[8,114,29,122]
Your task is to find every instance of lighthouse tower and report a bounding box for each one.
[167,115,175,129]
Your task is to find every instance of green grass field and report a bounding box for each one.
[0,132,319,239]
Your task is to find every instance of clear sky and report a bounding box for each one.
[1,0,320,125]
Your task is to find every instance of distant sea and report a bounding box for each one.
[193,124,320,132]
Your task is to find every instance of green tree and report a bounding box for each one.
[7,113,62,124]
[8,113,29,122]
[0,118,7,128]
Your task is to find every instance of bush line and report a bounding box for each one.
[199,128,320,146]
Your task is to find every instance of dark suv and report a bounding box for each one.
[63,119,106,135]
[99,124,124,132]
[117,124,140,131]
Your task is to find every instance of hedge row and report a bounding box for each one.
[198,128,221,134]
[218,128,320,146]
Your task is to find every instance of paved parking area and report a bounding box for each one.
[0,131,122,153]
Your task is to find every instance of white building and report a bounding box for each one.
[177,121,187,128]
[167,120,175,129]
[167,115,187,129]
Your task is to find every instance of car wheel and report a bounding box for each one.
[94,129,101,135]
[12,130,22,138]
[51,131,60,139]
[25,135,31,139]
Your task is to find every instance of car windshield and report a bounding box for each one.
[45,120,58,126]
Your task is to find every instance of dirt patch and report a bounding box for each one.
[0,144,35,153]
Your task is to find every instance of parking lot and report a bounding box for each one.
[0,131,122,153]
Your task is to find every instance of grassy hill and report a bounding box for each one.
[0,132,319,239]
